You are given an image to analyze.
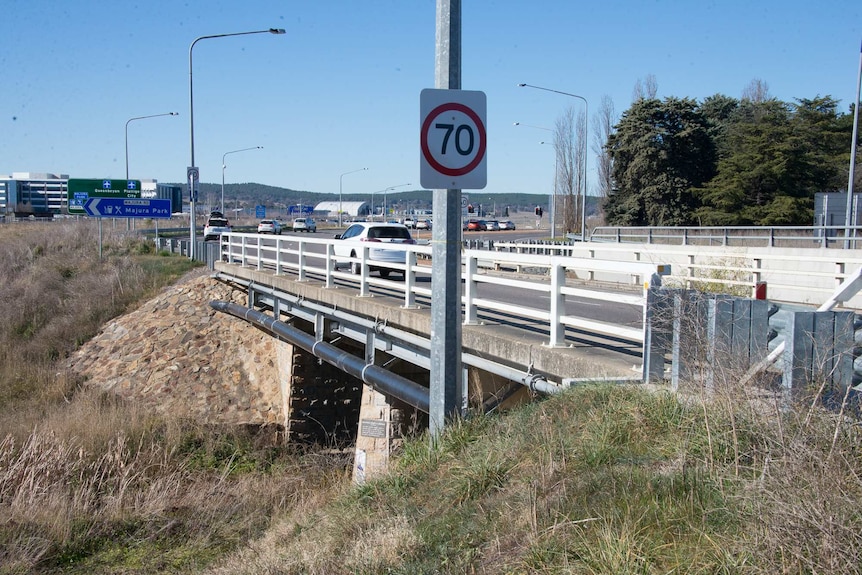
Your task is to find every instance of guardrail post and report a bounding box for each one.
[670,289,700,391]
[642,274,668,384]
[548,261,566,347]
[783,310,855,407]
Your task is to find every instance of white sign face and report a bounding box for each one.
[420,89,487,190]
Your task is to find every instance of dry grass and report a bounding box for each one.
[0,221,351,574]
[205,340,862,574]
[4,220,862,573]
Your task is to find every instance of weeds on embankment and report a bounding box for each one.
[3,220,862,574]
[0,221,349,574]
[209,380,862,575]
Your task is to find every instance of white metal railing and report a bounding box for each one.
[490,239,862,308]
[218,232,671,347]
[589,225,862,249]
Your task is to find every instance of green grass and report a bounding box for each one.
[206,384,862,575]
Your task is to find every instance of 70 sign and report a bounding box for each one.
[420,89,487,190]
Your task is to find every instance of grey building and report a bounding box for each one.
[0,172,181,219]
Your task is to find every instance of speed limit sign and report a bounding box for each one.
[420,89,487,190]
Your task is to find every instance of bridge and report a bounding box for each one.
[158,228,862,481]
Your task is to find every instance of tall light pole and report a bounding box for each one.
[541,141,558,236]
[378,182,411,221]
[518,83,589,238]
[339,167,368,226]
[126,112,178,179]
[222,146,262,214]
[188,27,285,259]
[515,121,554,235]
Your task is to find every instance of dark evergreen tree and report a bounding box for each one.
[604,97,715,226]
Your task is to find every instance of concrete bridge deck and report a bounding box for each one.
[213,260,644,387]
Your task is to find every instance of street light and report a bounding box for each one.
[339,167,368,226]
[518,83,589,238]
[512,121,551,132]
[126,112,178,179]
[222,146,262,214]
[515,121,556,235]
[540,141,558,236]
[188,27,285,259]
[373,183,411,221]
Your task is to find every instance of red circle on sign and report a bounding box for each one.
[421,102,487,177]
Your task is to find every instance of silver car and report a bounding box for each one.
[333,222,415,278]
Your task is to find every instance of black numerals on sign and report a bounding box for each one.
[435,123,475,156]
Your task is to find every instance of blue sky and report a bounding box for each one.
[2,0,860,201]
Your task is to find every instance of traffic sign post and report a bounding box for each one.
[420,89,487,190]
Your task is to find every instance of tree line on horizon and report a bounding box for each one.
[602,88,860,227]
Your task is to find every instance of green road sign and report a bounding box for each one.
[67,178,142,215]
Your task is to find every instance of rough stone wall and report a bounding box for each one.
[67,271,284,427]
[288,347,363,445]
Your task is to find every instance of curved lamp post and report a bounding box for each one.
[221,146,262,214]
[188,27,285,259]
[125,112,178,179]
[515,121,555,235]
[380,182,412,222]
[339,167,368,226]
[518,83,589,238]
[540,141,558,236]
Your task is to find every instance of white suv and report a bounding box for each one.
[333,222,415,278]
[293,217,317,232]
[203,216,231,241]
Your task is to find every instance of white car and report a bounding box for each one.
[257,219,282,234]
[415,219,432,230]
[293,217,317,232]
[333,222,415,278]
[203,216,231,241]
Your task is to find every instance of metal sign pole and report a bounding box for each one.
[429,0,465,437]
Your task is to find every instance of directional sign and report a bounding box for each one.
[83,198,172,219]
[420,89,487,190]
[67,178,142,214]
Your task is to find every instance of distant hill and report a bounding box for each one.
[167,182,549,215]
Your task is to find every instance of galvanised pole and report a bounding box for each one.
[519,84,589,238]
[429,0,465,437]
[844,40,862,248]
[188,28,285,259]
[222,146,262,214]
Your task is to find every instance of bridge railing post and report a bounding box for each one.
[241,235,250,267]
[358,246,371,297]
[548,261,565,347]
[295,237,307,281]
[463,253,479,325]
[402,250,418,308]
[325,243,336,289]
[256,236,263,271]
